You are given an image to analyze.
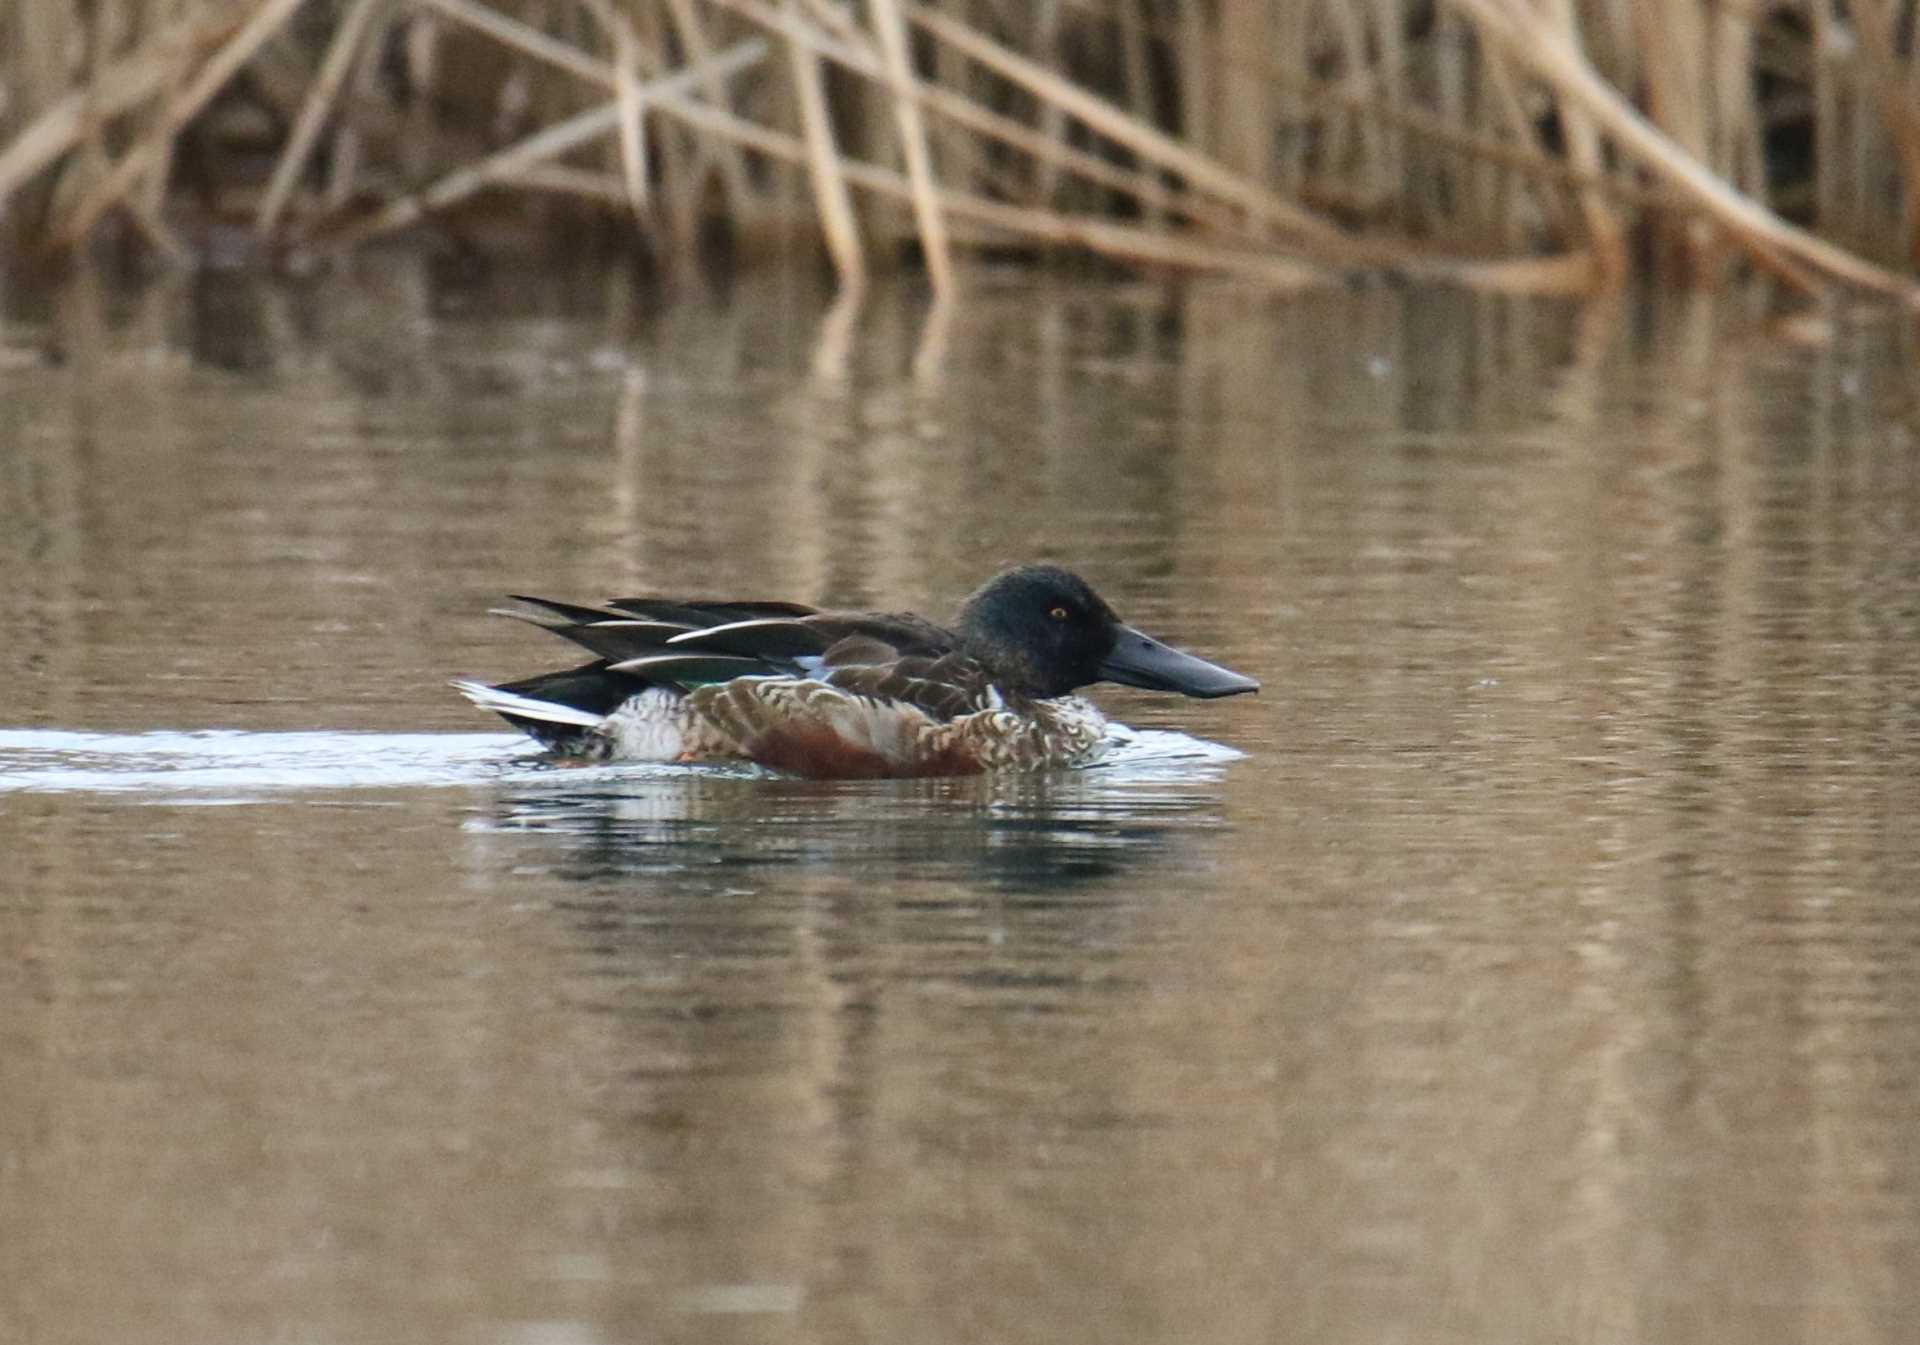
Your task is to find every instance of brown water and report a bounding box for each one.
[3,258,1919,1345]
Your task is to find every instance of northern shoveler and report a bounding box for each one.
[453,564,1258,779]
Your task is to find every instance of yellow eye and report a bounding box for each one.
[1050,606,1069,620]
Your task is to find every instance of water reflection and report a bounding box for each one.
[5,257,1920,1345]
[467,758,1229,897]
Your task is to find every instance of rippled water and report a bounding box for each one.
[3,261,1918,1344]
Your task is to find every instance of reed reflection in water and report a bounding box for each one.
[0,259,1918,1345]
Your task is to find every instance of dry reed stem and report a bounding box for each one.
[1541,0,1626,283]
[330,37,766,246]
[900,0,1387,265]
[1847,0,1920,263]
[870,0,955,294]
[1114,0,1159,228]
[1811,2,1864,243]
[911,190,1334,287]
[1481,27,1573,240]
[1212,0,1271,187]
[413,0,769,186]
[577,0,681,240]
[633,73,1330,286]
[335,102,626,242]
[1452,0,1920,302]
[85,4,191,268]
[1631,0,1723,275]
[507,163,630,204]
[0,14,210,210]
[714,0,1252,238]
[330,23,387,212]
[5,0,1915,304]
[610,11,652,217]
[1031,0,1067,207]
[663,0,757,221]
[911,293,952,384]
[417,0,610,88]
[785,4,866,292]
[53,0,311,251]
[410,0,785,259]
[1123,3,1678,220]
[256,0,389,234]
[137,11,189,226]
[1065,0,1677,227]
[575,0,657,68]
[1422,249,1599,295]
[809,284,862,380]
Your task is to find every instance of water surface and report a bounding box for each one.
[3,262,1918,1344]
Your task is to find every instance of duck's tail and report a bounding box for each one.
[451,679,605,731]
[452,665,640,757]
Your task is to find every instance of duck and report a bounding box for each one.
[453,564,1257,779]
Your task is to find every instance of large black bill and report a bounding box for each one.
[1098,625,1260,699]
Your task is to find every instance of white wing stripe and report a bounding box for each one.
[449,680,605,729]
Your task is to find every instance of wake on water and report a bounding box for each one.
[0,724,1243,800]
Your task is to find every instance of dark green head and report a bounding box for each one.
[955,565,1260,701]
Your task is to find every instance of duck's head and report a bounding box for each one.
[955,565,1260,701]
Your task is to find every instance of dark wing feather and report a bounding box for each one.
[494,660,637,716]
[498,597,814,675]
[814,612,958,659]
[503,594,640,626]
[631,609,960,667]
[607,652,778,683]
[604,597,820,625]
[493,596,975,704]
[666,618,835,659]
[495,615,698,662]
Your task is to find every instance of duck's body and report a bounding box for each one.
[454,565,1257,779]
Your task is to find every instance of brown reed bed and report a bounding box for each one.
[2,0,1918,306]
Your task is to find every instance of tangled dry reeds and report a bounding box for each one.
[3,0,1918,304]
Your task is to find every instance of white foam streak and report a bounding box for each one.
[0,721,1244,799]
